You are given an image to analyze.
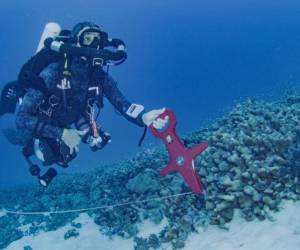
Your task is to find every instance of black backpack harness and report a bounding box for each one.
[23,54,107,174]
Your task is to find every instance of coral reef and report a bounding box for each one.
[1,94,300,249]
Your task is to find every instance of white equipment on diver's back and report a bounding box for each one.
[34,139,45,162]
[36,22,61,53]
[14,23,61,108]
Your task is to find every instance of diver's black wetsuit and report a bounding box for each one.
[16,48,145,140]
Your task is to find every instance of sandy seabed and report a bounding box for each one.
[5,200,300,250]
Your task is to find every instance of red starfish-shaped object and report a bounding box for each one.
[150,109,208,193]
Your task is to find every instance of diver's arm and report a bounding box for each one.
[18,48,61,94]
[45,38,127,65]
[101,74,146,127]
[16,89,63,139]
[61,45,126,61]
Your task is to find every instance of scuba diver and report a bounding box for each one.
[1,22,169,187]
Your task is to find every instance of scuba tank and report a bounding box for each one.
[36,22,61,53]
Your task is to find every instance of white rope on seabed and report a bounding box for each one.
[1,191,195,216]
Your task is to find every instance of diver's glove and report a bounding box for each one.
[61,129,88,154]
[142,108,169,129]
[44,37,63,52]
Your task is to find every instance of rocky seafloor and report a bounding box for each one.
[1,93,300,250]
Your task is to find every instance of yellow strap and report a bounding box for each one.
[63,53,71,77]
[64,53,68,69]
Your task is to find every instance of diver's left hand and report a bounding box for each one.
[61,129,88,154]
[142,108,169,129]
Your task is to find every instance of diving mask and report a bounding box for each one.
[82,31,101,47]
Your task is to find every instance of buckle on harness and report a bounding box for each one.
[63,70,71,77]
[57,78,71,90]
[93,57,104,67]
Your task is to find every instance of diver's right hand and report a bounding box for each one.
[61,129,87,154]
[142,108,169,129]
[44,37,54,48]
[44,37,63,52]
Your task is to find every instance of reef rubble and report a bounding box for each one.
[1,94,300,249]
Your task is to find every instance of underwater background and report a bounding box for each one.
[1,0,300,249]
[1,0,300,188]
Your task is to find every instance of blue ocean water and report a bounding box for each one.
[1,0,300,188]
